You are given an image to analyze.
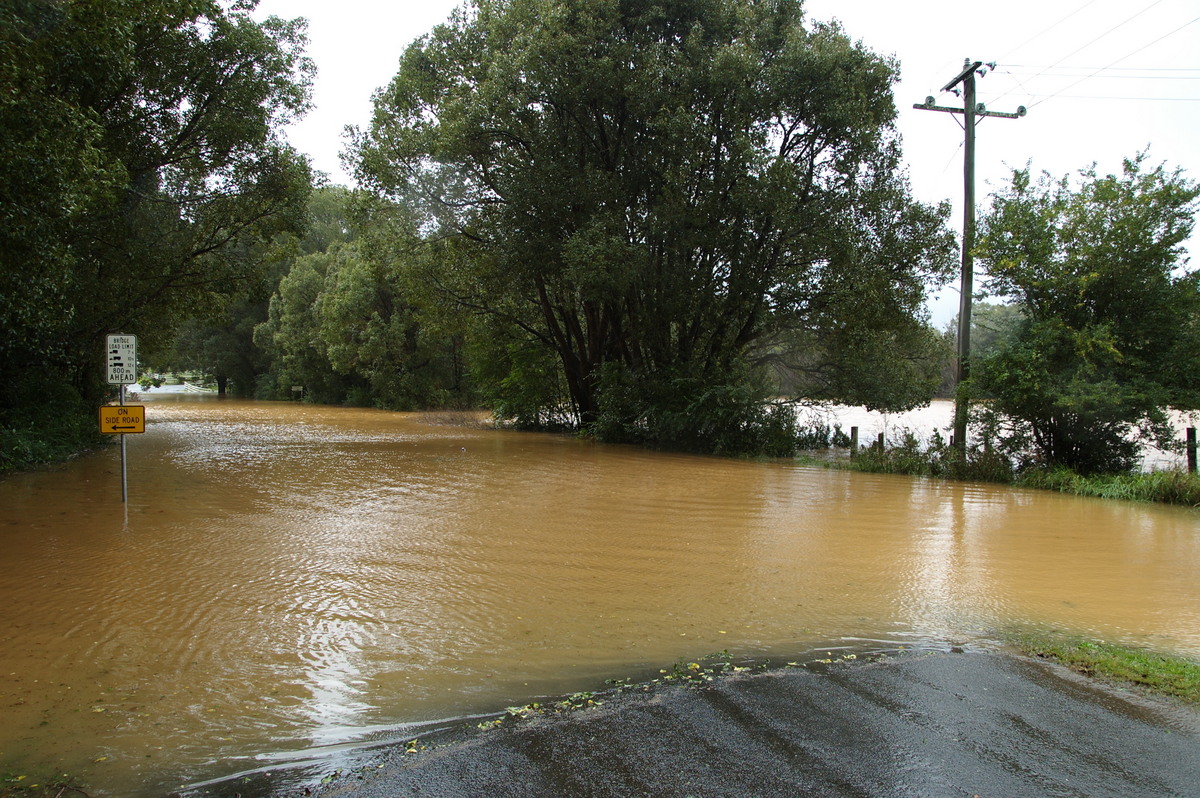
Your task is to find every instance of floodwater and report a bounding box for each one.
[797,398,1196,470]
[1,396,1198,796]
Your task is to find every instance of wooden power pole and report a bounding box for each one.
[914,59,1025,453]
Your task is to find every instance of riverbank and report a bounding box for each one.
[801,444,1200,508]
[273,646,1200,798]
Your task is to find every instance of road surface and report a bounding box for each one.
[291,648,1200,798]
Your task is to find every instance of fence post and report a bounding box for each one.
[1188,427,1197,474]
[876,432,885,450]
[850,426,858,458]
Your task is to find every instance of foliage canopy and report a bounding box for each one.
[974,155,1200,474]
[1,0,313,471]
[354,0,955,450]
[0,0,313,394]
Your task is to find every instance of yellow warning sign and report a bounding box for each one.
[99,405,145,434]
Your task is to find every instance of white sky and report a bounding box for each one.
[254,0,1200,326]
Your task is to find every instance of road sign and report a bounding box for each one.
[99,405,145,434]
[106,334,138,385]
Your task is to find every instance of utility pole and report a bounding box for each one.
[914,59,1025,453]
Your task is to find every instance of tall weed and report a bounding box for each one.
[1017,467,1200,506]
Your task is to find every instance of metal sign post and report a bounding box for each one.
[120,385,127,504]
[105,334,138,503]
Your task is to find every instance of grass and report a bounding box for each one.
[1016,467,1200,507]
[1012,633,1200,705]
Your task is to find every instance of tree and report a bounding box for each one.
[354,0,955,451]
[171,186,361,399]
[170,295,271,397]
[0,0,123,385]
[252,187,473,408]
[255,246,355,403]
[1,0,313,470]
[1,0,313,399]
[974,155,1200,474]
[935,302,1022,397]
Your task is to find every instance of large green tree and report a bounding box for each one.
[974,155,1200,474]
[1,0,313,470]
[170,186,360,399]
[354,0,955,449]
[1,0,312,398]
[252,188,472,408]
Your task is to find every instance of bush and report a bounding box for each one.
[795,420,833,450]
[844,426,1014,482]
[831,424,852,448]
[1,375,103,475]
[592,364,798,457]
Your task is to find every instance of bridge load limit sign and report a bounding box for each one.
[106,333,138,385]
[99,405,145,434]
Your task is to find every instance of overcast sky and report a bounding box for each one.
[254,0,1200,325]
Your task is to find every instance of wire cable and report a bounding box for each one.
[1005,66,1200,75]
[991,0,1168,106]
[1024,93,1200,102]
[1028,13,1200,109]
[993,0,1103,66]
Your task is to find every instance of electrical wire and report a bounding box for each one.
[1024,94,1200,102]
[993,0,1103,67]
[1004,68,1200,80]
[940,140,965,175]
[1005,65,1200,74]
[1028,14,1200,109]
[990,0,1167,106]
[1028,0,1167,77]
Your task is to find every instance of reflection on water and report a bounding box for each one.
[1,396,1198,795]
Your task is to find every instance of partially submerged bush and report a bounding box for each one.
[844,426,1015,482]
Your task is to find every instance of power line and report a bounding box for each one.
[1029,14,1200,109]
[1004,70,1200,81]
[1037,0,1167,74]
[1024,94,1200,102]
[994,0,1103,65]
[1005,65,1200,73]
[991,1,1168,106]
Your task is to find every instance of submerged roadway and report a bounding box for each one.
[242,648,1200,797]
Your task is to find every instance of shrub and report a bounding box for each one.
[795,421,833,450]
[592,364,797,457]
[844,426,1014,482]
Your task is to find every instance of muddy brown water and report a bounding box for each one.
[1,396,1198,796]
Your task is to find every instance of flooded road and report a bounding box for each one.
[1,396,1198,795]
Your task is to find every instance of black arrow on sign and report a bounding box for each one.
[111,424,138,431]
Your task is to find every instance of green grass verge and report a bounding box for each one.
[1,377,105,478]
[1013,633,1200,705]
[1015,467,1200,507]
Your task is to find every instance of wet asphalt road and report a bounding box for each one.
[308,649,1200,798]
